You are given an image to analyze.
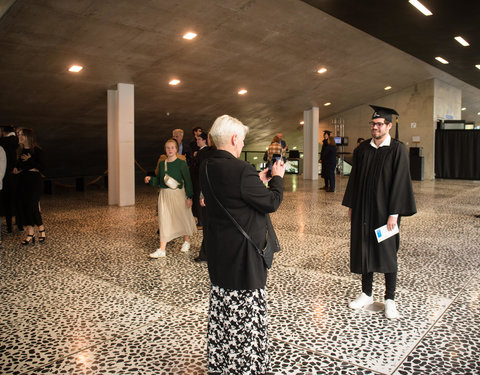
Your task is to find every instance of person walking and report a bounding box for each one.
[342,105,416,319]
[145,139,196,258]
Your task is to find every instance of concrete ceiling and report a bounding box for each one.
[0,0,479,174]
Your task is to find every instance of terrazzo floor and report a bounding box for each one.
[1,175,479,374]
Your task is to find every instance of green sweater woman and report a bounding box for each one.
[144,139,197,258]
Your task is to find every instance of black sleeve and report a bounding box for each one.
[240,164,283,214]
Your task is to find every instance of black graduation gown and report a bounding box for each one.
[342,138,416,274]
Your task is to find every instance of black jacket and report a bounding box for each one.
[200,150,283,290]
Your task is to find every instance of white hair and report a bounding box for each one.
[209,115,248,148]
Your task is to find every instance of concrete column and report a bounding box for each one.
[107,89,118,205]
[303,107,319,180]
[107,83,135,206]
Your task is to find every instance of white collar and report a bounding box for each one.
[370,134,391,149]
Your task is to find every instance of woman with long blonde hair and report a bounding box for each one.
[14,128,46,245]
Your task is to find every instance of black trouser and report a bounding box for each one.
[197,206,208,260]
[19,171,43,227]
[2,174,22,229]
[362,272,397,300]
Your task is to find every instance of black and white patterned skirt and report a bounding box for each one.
[207,284,269,374]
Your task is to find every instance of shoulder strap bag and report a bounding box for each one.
[164,160,181,189]
[205,161,280,269]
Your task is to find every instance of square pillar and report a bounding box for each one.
[303,107,319,180]
[107,83,135,206]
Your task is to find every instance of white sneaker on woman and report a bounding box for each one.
[180,241,190,252]
[349,293,373,309]
[149,248,166,258]
[385,299,399,319]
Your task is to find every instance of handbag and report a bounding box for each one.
[205,161,280,269]
[163,160,181,189]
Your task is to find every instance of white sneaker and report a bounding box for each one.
[349,293,373,309]
[180,241,190,252]
[149,248,166,258]
[385,299,399,319]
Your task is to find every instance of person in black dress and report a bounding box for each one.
[14,128,46,245]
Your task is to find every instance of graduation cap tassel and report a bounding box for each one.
[395,118,399,140]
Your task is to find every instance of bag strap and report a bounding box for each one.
[205,161,262,254]
[164,160,168,172]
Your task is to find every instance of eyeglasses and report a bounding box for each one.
[369,121,386,127]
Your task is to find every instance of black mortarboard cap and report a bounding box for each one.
[370,105,399,123]
[323,130,331,135]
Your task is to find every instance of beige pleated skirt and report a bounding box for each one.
[158,187,197,242]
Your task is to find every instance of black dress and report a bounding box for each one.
[342,138,416,274]
[17,147,44,227]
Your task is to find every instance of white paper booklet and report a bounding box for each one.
[374,223,399,243]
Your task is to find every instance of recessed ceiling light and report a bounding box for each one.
[476,64,480,70]
[324,102,331,106]
[461,107,466,111]
[477,112,480,116]
[300,120,304,124]
[435,57,449,64]
[183,32,197,40]
[317,67,327,74]
[454,36,470,47]
[238,89,247,95]
[169,79,181,85]
[68,65,83,72]
[384,86,392,90]
[408,0,433,16]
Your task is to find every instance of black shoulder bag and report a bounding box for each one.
[205,161,280,269]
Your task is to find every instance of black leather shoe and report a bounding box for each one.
[194,257,207,263]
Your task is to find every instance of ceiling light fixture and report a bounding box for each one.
[317,67,327,74]
[384,86,392,90]
[461,107,466,111]
[435,57,449,64]
[238,89,247,95]
[476,64,480,70]
[454,36,470,47]
[183,32,197,40]
[408,0,433,16]
[324,102,331,106]
[169,79,181,85]
[68,65,83,72]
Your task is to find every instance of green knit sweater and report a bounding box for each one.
[150,158,193,198]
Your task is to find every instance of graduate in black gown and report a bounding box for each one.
[342,105,416,319]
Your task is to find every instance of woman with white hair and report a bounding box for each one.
[200,115,285,374]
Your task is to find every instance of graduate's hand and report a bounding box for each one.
[200,198,206,207]
[144,176,151,184]
[387,215,398,231]
[186,198,192,208]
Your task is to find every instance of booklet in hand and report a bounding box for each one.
[375,223,399,243]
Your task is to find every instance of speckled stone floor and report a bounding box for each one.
[1,175,479,374]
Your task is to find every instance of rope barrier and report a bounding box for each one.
[45,160,150,190]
